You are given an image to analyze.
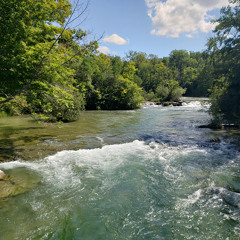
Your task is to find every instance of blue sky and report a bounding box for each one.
[79,0,230,58]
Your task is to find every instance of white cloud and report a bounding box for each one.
[97,46,111,55]
[186,34,194,38]
[103,34,129,45]
[145,0,230,38]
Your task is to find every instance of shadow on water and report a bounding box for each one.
[0,111,142,162]
[0,126,53,162]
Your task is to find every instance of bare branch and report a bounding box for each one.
[68,0,90,25]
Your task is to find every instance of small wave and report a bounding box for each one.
[177,189,203,209]
[182,101,210,109]
[96,136,104,144]
[0,140,152,187]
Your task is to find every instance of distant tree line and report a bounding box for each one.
[0,0,239,126]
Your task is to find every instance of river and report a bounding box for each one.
[0,98,240,239]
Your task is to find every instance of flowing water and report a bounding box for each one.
[0,98,240,239]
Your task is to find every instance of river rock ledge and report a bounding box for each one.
[142,101,183,107]
[162,101,183,106]
[0,169,41,199]
[0,170,18,199]
[0,170,6,180]
[198,123,237,129]
[208,187,240,208]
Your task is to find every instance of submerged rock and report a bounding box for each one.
[198,124,221,129]
[199,123,238,129]
[208,137,221,143]
[172,101,183,106]
[208,187,240,208]
[0,168,41,199]
[0,179,17,198]
[142,101,183,108]
[162,101,183,107]
[0,170,6,180]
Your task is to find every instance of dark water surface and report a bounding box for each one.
[0,98,240,239]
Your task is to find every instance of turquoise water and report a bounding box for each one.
[0,99,240,239]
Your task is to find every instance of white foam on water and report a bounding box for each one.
[0,138,235,194]
[148,143,210,183]
[142,100,210,114]
[177,189,203,209]
[0,140,212,199]
[0,140,237,205]
[1,138,240,239]
[181,101,210,110]
[96,136,104,144]
[0,140,154,189]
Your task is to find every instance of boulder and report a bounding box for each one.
[162,102,170,106]
[172,101,183,106]
[208,187,240,208]
[0,170,6,180]
[162,101,183,107]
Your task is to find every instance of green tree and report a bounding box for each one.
[125,51,186,102]
[208,0,240,125]
[0,0,98,121]
[112,56,123,77]
[86,54,143,110]
[169,50,193,83]
[0,0,71,101]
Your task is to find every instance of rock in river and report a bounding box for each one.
[0,170,6,180]
[0,167,41,199]
[208,187,240,208]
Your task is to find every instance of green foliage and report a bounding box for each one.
[0,0,72,96]
[111,56,123,77]
[0,95,30,116]
[143,91,155,101]
[171,87,186,101]
[155,80,186,102]
[102,76,143,110]
[85,54,143,110]
[0,0,98,122]
[31,89,85,122]
[168,50,213,97]
[208,0,240,125]
[125,51,187,103]
[0,112,9,118]
[156,85,170,101]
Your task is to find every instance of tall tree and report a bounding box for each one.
[208,0,240,125]
[0,0,98,121]
[0,0,96,102]
[0,0,70,101]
